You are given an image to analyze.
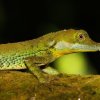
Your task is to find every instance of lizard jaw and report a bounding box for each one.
[71,43,100,52]
[54,41,100,53]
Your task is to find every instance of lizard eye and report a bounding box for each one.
[79,34,84,39]
[76,33,86,42]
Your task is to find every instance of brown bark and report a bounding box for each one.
[0,71,100,100]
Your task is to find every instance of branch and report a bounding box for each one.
[0,71,100,100]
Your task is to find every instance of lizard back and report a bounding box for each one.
[0,38,49,70]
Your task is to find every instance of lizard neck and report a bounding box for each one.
[50,48,72,59]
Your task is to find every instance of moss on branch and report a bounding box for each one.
[0,71,100,100]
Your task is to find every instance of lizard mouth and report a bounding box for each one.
[53,41,100,54]
[71,43,100,52]
[50,42,100,58]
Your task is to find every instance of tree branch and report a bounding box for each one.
[0,71,100,100]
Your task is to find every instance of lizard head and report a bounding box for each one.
[49,29,100,57]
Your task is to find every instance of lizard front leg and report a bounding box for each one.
[24,56,47,83]
[24,56,59,83]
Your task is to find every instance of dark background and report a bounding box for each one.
[0,0,100,73]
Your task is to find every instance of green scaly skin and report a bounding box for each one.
[0,29,100,82]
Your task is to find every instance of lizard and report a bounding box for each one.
[0,29,100,82]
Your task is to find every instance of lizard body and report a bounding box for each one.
[0,29,100,82]
[0,33,54,69]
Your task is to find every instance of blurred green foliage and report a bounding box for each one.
[54,53,96,74]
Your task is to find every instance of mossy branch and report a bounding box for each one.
[0,71,100,100]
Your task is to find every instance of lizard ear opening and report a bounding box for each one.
[48,40,56,48]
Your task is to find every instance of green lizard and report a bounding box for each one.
[0,29,100,82]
